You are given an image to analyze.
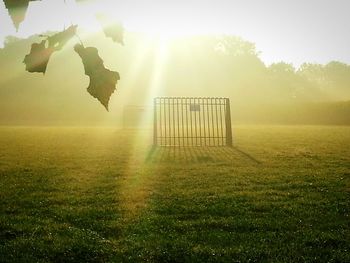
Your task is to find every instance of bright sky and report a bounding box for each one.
[0,0,349,66]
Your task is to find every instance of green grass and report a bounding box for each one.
[0,126,349,262]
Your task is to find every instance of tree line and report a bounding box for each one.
[0,33,349,125]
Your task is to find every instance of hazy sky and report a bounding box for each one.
[0,0,349,66]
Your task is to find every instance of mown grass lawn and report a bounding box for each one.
[0,126,349,262]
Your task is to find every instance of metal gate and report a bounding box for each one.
[153,97,233,146]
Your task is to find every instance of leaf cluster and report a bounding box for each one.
[3,0,124,111]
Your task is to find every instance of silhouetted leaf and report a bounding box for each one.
[47,25,78,50]
[23,40,54,74]
[23,26,78,74]
[96,14,124,45]
[3,0,38,30]
[74,44,120,110]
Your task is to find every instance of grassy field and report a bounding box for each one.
[0,126,349,262]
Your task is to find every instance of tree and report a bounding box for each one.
[298,62,350,101]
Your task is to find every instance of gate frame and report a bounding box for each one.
[153,97,233,147]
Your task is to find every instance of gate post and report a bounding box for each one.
[153,98,157,146]
[225,98,233,147]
